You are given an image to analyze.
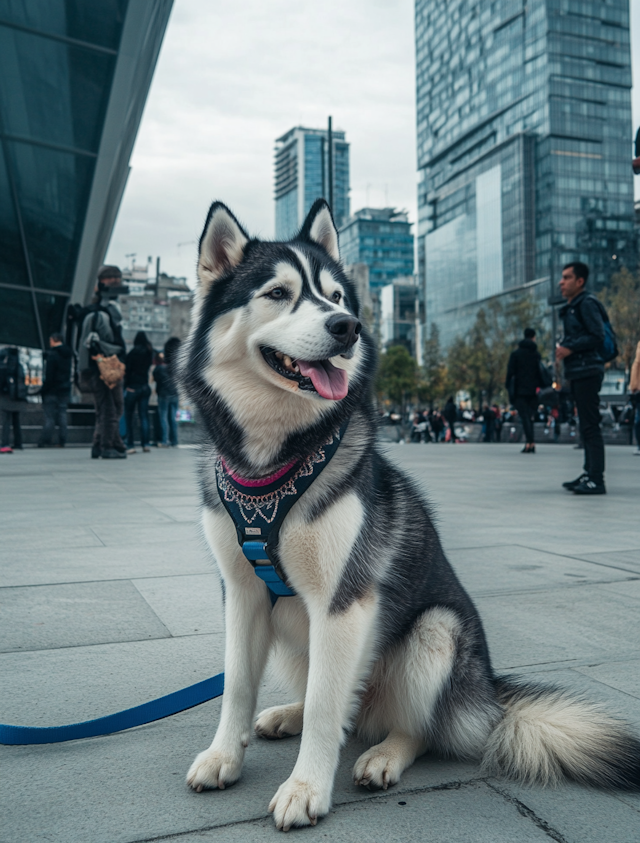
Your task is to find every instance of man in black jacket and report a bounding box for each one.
[556,262,606,494]
[506,328,544,453]
[38,333,72,448]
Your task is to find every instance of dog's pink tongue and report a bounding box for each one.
[297,359,348,400]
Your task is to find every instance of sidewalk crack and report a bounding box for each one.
[486,780,569,842]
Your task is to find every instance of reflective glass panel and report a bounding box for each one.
[0,25,116,153]
[0,141,29,286]
[0,0,128,51]
[6,140,95,292]
[35,291,68,340]
[0,287,39,347]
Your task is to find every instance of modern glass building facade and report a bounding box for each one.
[274,126,350,240]
[0,0,173,349]
[339,208,415,291]
[415,0,635,347]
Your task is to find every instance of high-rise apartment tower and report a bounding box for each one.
[274,126,350,240]
[415,0,634,346]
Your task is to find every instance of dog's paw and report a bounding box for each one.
[255,703,304,740]
[268,776,330,831]
[186,746,244,792]
[353,744,406,790]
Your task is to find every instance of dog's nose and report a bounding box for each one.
[325,314,361,347]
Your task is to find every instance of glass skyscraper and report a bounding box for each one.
[339,208,415,290]
[0,0,173,349]
[415,0,635,347]
[274,126,350,240]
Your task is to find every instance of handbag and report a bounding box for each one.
[96,354,125,389]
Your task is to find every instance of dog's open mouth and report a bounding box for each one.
[261,347,348,400]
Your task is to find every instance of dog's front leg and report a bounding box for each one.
[187,574,272,791]
[269,597,375,830]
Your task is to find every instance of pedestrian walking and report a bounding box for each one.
[78,265,127,459]
[506,328,548,453]
[557,262,608,494]
[154,336,181,447]
[630,340,640,455]
[0,347,27,453]
[443,397,458,443]
[124,331,154,454]
[38,333,72,448]
[482,405,495,442]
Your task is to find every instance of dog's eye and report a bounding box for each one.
[331,291,342,303]
[267,287,286,300]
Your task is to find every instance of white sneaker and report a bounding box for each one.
[126,448,136,455]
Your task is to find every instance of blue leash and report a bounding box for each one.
[0,672,224,746]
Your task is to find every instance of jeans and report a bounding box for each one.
[1,410,22,448]
[124,384,151,448]
[634,407,640,448]
[571,373,605,484]
[514,395,537,445]
[80,370,125,452]
[158,395,179,446]
[40,393,69,445]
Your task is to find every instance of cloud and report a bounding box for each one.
[106,0,417,285]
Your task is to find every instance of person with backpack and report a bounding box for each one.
[78,265,127,459]
[38,332,73,448]
[0,347,27,453]
[557,261,614,495]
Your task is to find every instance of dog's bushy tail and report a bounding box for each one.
[481,676,640,790]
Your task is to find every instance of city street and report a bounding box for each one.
[1,443,639,842]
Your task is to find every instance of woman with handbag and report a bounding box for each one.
[78,267,127,459]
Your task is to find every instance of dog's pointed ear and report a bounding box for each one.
[197,202,249,295]
[297,199,340,262]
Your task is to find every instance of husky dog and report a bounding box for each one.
[179,199,640,831]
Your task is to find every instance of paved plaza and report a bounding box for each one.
[1,442,639,842]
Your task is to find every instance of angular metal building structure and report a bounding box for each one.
[0,0,173,348]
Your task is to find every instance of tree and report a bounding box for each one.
[599,267,640,375]
[419,323,447,407]
[446,292,547,406]
[376,345,417,410]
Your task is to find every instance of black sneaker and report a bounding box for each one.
[562,473,588,491]
[573,479,606,495]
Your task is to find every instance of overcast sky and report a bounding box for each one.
[106,0,640,287]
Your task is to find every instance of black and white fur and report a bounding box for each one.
[179,199,640,831]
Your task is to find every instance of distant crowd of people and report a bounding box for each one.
[0,265,182,458]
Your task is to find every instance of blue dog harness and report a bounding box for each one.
[215,420,349,603]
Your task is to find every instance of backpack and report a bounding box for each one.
[0,352,27,401]
[576,296,618,363]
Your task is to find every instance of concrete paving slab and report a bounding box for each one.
[166,782,554,843]
[0,634,225,724]
[572,549,640,574]
[0,544,211,587]
[0,581,171,652]
[575,660,640,702]
[89,520,200,547]
[493,780,640,843]
[0,525,105,551]
[475,582,640,670]
[133,574,225,636]
[448,544,633,596]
